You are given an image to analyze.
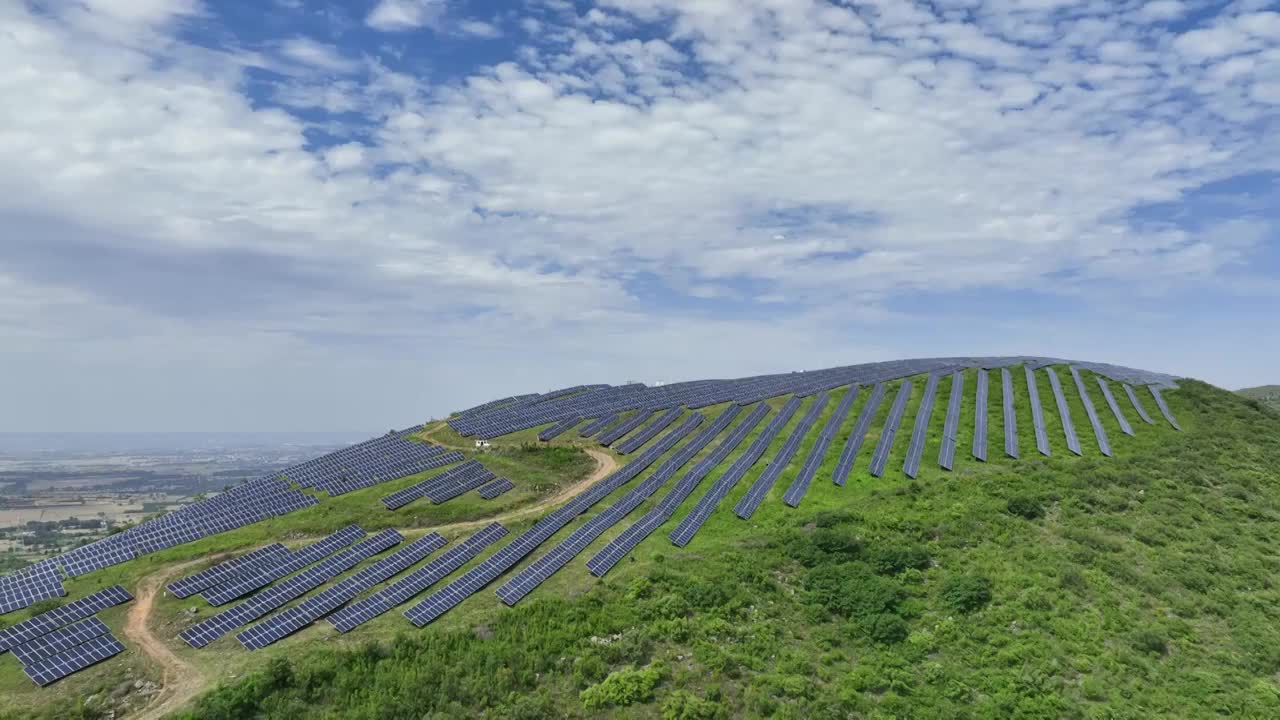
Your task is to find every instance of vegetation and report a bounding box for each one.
[7,372,1280,719]
[1237,384,1280,413]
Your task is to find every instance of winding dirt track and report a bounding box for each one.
[124,442,617,718]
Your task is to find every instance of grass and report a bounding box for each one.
[1237,385,1280,413]
[8,368,1280,719]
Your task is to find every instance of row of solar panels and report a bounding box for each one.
[0,586,132,686]
[449,356,1178,440]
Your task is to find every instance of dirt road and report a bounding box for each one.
[123,445,617,717]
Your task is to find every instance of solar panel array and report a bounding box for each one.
[201,525,365,606]
[1045,368,1083,456]
[330,523,508,632]
[735,392,830,518]
[1026,366,1051,456]
[496,407,742,603]
[578,414,619,438]
[586,404,773,576]
[182,528,400,648]
[972,371,989,462]
[1001,368,1020,459]
[238,532,449,649]
[279,427,462,497]
[784,386,860,506]
[938,374,964,470]
[0,564,65,614]
[833,384,886,484]
[0,586,131,653]
[613,407,686,454]
[596,409,660,447]
[403,417,705,627]
[1096,378,1135,436]
[1124,383,1156,424]
[167,544,290,598]
[380,459,495,510]
[538,416,582,441]
[11,617,110,666]
[869,382,913,477]
[23,633,126,687]
[1150,386,1183,431]
[903,373,941,479]
[1071,366,1112,457]
[476,477,515,499]
[668,398,799,547]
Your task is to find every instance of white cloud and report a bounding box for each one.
[366,0,444,32]
[279,37,358,73]
[458,20,502,39]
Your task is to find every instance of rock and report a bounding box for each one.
[473,625,494,640]
[112,680,133,698]
[134,679,144,689]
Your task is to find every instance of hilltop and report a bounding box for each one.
[1238,385,1280,412]
[3,359,1280,719]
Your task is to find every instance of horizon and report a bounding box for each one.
[2,0,1277,433]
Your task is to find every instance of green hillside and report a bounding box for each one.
[7,369,1280,719]
[1238,385,1280,412]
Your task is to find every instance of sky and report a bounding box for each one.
[1,0,1277,432]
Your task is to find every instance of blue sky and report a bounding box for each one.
[1,0,1278,432]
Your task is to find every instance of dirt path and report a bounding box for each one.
[124,557,221,720]
[122,446,617,718]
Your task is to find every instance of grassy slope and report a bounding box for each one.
[11,370,1280,719]
[1237,385,1280,412]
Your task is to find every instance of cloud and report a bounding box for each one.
[458,19,502,39]
[366,0,445,32]
[279,37,359,73]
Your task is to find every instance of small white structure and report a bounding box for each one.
[474,439,492,450]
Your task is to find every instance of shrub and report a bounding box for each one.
[940,574,993,614]
[661,690,725,720]
[1133,631,1168,656]
[580,663,664,710]
[865,613,910,645]
[805,562,902,622]
[867,545,931,575]
[1006,496,1045,520]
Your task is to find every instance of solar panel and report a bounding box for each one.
[58,535,137,578]
[476,477,514,499]
[868,382,912,477]
[538,416,582,442]
[735,392,830,518]
[11,617,110,666]
[1096,378,1136,436]
[596,410,657,446]
[182,529,401,648]
[22,632,126,687]
[1026,366,1051,456]
[1045,368,1082,456]
[200,525,365,606]
[424,469,498,504]
[578,414,619,438]
[613,408,685,454]
[0,575,65,615]
[1123,383,1156,424]
[1001,368,1019,459]
[380,460,489,510]
[832,383,885,485]
[0,586,131,654]
[586,406,773,577]
[902,373,941,479]
[782,386,859,507]
[1149,386,1183,431]
[498,406,744,604]
[1070,367,1112,456]
[330,523,508,632]
[938,373,964,470]
[167,544,290,598]
[237,533,449,650]
[972,370,989,462]
[668,398,798,547]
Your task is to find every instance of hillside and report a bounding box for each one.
[4,360,1280,719]
[1238,385,1280,412]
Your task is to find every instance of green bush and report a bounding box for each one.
[940,574,993,614]
[580,663,664,710]
[805,562,902,622]
[865,614,910,645]
[1006,496,1045,520]
[1133,631,1168,656]
[867,545,932,575]
[661,689,725,720]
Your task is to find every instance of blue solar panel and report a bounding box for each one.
[780,386,859,507]
[329,523,508,632]
[735,392,830,518]
[972,370,989,462]
[1045,368,1082,456]
[596,410,658,446]
[477,477,515,499]
[1026,366,1051,456]
[1123,383,1156,424]
[868,382,912,477]
[668,398,798,547]
[1149,386,1183,431]
[578,414,619,438]
[237,532,449,650]
[23,632,125,686]
[1096,378,1136,436]
[497,406,746,603]
[167,544,290,598]
[938,373,964,470]
[613,408,686,454]
[0,586,131,654]
[902,373,941,479]
[1001,368,1019,459]
[538,416,582,441]
[200,525,365,606]
[1070,367,1112,456]
[11,617,110,666]
[832,383,885,484]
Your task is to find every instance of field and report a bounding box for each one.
[5,367,1280,719]
[1238,385,1280,413]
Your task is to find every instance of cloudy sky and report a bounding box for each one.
[1,0,1277,432]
